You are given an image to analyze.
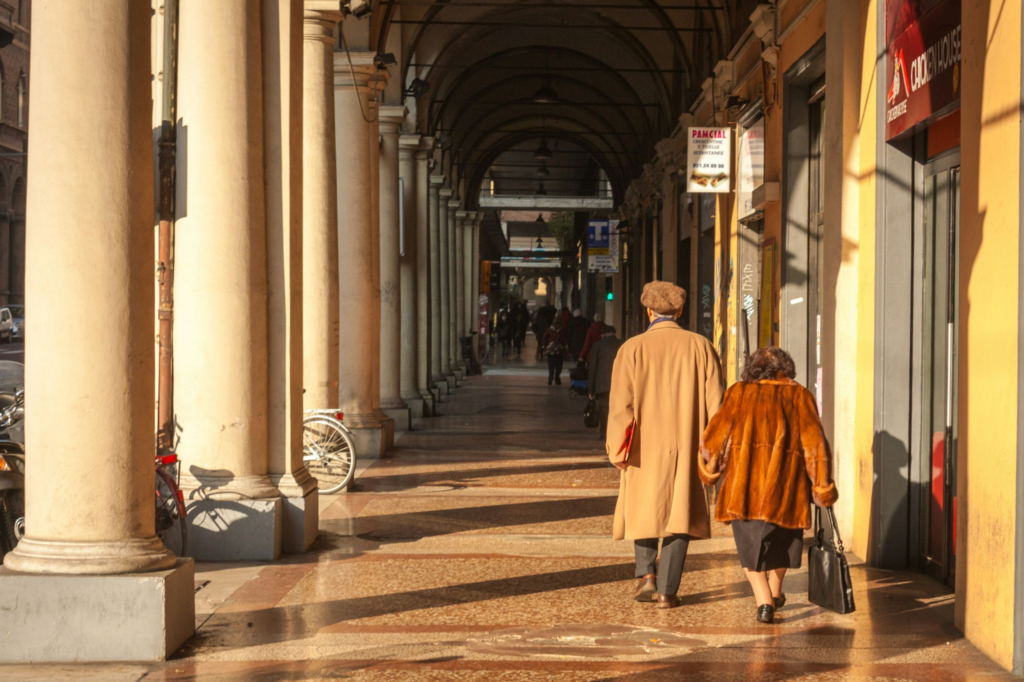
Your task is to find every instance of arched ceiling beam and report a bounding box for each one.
[428,46,654,136]
[437,74,647,156]
[453,113,638,174]
[463,129,628,207]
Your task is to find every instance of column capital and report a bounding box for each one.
[439,187,454,199]
[475,210,485,222]
[304,2,343,44]
[333,51,385,94]
[447,198,460,209]
[399,133,421,149]
[430,174,445,187]
[379,105,407,134]
[455,210,470,221]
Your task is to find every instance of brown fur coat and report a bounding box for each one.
[697,378,838,530]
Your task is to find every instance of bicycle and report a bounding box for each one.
[155,453,188,557]
[303,409,357,494]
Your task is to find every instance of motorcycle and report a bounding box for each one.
[0,360,25,562]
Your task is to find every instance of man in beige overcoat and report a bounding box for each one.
[607,280,724,608]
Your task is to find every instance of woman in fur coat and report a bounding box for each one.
[698,346,838,624]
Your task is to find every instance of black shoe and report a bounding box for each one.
[548,378,553,386]
[756,604,775,624]
[773,594,786,609]
[555,379,562,385]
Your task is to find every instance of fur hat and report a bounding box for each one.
[640,280,686,314]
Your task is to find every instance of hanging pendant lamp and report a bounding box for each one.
[536,181,548,196]
[533,139,553,159]
[535,163,550,177]
[533,80,559,104]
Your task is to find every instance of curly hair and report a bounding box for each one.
[741,346,797,382]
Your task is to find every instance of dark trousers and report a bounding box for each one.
[547,355,564,383]
[634,534,693,596]
[596,392,609,438]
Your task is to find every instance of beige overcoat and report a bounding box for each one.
[607,319,724,540]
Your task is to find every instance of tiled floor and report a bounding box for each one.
[3,348,1016,680]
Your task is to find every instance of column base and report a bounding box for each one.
[185,496,283,561]
[418,389,436,415]
[445,374,458,391]
[384,406,412,432]
[434,379,449,396]
[403,395,425,419]
[0,559,195,662]
[453,367,465,382]
[347,422,387,459]
[272,473,319,554]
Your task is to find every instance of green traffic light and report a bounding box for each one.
[606,292,614,301]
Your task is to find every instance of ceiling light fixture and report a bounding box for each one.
[533,80,559,104]
[535,213,546,224]
[533,139,553,159]
[535,163,550,177]
[536,181,548,196]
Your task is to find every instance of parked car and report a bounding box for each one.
[7,305,23,340]
[0,308,13,343]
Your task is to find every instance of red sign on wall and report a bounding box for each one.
[885,0,961,140]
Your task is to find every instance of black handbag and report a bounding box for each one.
[583,399,600,429]
[807,506,856,614]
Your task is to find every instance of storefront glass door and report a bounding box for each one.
[919,157,959,584]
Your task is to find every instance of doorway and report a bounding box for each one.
[918,152,960,585]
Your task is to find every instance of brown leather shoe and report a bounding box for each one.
[633,574,657,602]
[655,593,681,609]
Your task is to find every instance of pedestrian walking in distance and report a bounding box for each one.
[541,319,568,385]
[579,312,605,364]
[588,325,622,440]
[567,309,590,361]
[698,346,838,624]
[607,281,723,609]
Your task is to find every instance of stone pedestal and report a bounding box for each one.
[349,424,387,461]
[0,560,196,663]
[187,497,283,561]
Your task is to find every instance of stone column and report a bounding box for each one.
[472,212,483,362]
[174,0,283,561]
[447,198,461,381]
[378,105,410,432]
[367,83,395,450]
[454,210,467,373]
[438,185,454,389]
[265,0,317,553]
[301,4,341,412]
[428,174,445,396]
[463,212,475,356]
[399,133,425,418]
[335,51,388,457]
[416,144,437,411]
[0,1,194,660]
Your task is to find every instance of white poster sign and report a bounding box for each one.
[687,127,732,193]
[738,118,765,219]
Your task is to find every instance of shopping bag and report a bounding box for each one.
[583,399,600,429]
[807,506,856,614]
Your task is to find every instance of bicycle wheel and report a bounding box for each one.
[156,467,188,557]
[303,415,356,494]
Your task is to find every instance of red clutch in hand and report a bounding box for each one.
[617,419,636,462]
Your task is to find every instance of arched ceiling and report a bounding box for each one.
[367,0,751,209]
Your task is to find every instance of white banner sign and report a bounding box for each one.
[687,127,732,193]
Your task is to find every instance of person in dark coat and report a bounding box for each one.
[567,309,590,360]
[559,306,571,330]
[579,312,605,364]
[495,311,511,358]
[541,320,569,385]
[588,325,622,439]
[533,304,556,360]
[513,304,528,357]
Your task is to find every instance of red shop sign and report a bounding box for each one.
[885,0,961,140]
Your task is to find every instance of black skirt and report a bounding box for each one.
[731,520,804,571]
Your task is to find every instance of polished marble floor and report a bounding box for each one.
[3,345,1016,680]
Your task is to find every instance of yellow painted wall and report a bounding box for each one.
[957,0,1021,669]
[852,0,876,562]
